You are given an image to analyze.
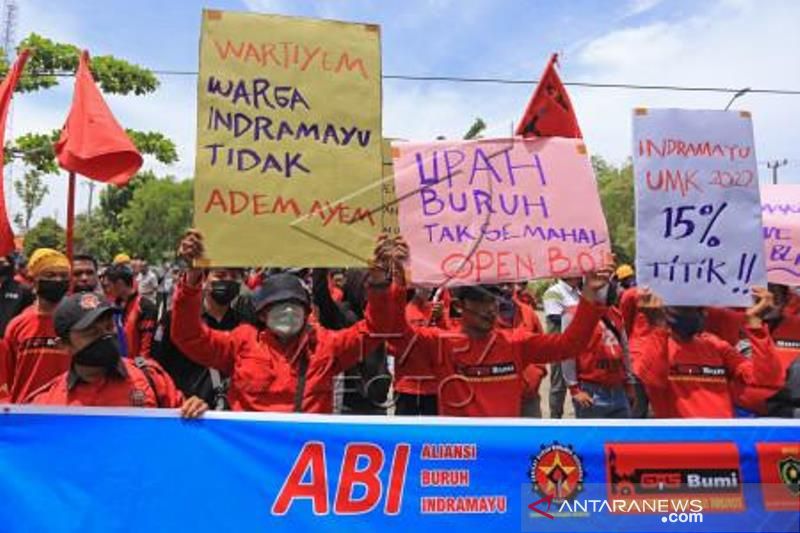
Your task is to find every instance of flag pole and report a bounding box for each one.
[66,171,76,262]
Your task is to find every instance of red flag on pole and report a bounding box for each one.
[515,54,582,139]
[55,51,143,186]
[0,49,31,257]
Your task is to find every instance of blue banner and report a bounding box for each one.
[1,407,798,533]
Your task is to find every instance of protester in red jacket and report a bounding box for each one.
[765,285,800,369]
[105,264,157,359]
[562,307,637,418]
[1,248,72,403]
[371,247,611,417]
[733,284,800,414]
[170,230,391,413]
[618,286,746,347]
[630,287,782,418]
[28,292,206,417]
[497,284,547,417]
[395,285,450,416]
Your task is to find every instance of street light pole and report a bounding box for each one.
[766,159,788,185]
[82,181,96,215]
[724,87,751,111]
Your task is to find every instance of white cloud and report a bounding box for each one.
[571,0,800,184]
[625,0,664,17]
[10,0,800,236]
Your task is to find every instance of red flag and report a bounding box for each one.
[55,51,142,186]
[0,50,31,256]
[515,54,582,139]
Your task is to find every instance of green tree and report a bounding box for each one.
[23,217,65,256]
[593,156,635,265]
[13,170,49,231]
[96,170,158,229]
[73,212,124,262]
[117,177,193,263]
[463,118,487,140]
[2,33,178,234]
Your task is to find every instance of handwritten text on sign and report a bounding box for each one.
[392,137,611,285]
[633,109,767,306]
[761,184,800,286]
[194,10,382,267]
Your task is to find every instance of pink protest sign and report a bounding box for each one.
[761,184,800,286]
[391,137,612,286]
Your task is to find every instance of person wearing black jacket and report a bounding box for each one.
[153,268,254,409]
[0,255,34,337]
[312,268,390,415]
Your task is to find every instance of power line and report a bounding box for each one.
[20,69,800,96]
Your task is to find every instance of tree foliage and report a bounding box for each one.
[593,156,635,265]
[74,175,193,263]
[23,217,65,256]
[0,33,178,237]
[463,118,487,140]
[3,33,159,95]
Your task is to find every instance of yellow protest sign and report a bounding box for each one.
[194,10,383,267]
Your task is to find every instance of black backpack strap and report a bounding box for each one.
[293,355,309,413]
[134,356,162,408]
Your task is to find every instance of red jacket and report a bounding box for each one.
[121,292,157,358]
[618,288,747,347]
[1,305,70,403]
[29,357,183,407]
[785,292,800,316]
[397,298,451,396]
[170,280,382,413]
[704,307,747,346]
[567,308,630,389]
[371,284,604,417]
[505,293,546,401]
[733,314,800,413]
[618,287,640,337]
[630,321,782,418]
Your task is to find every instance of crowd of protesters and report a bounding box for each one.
[0,230,798,419]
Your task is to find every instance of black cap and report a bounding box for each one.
[456,285,504,302]
[252,273,310,312]
[105,263,134,286]
[54,292,114,339]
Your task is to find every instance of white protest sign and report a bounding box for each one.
[633,108,766,306]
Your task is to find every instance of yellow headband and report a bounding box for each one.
[28,248,71,277]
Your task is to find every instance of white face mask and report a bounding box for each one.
[266,302,306,338]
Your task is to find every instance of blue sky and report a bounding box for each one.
[9,0,800,226]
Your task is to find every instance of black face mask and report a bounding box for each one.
[0,265,13,277]
[667,312,705,339]
[209,280,240,306]
[37,279,69,303]
[73,334,121,369]
[498,298,516,324]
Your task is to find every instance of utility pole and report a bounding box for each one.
[2,0,17,214]
[766,159,788,185]
[83,181,96,215]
